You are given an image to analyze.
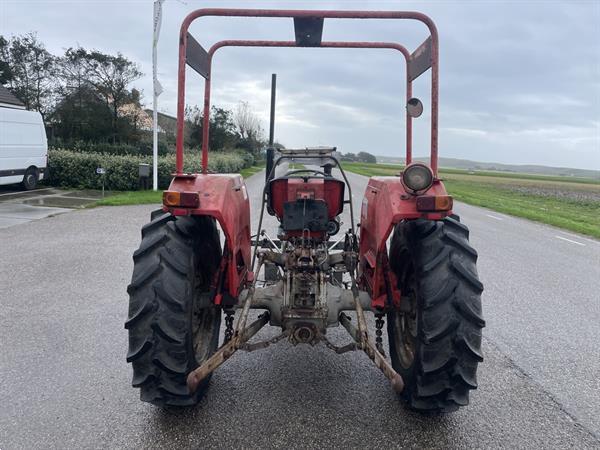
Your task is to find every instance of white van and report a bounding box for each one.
[0,107,48,190]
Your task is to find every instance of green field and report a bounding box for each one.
[342,162,600,239]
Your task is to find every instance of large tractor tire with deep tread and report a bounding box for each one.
[387,215,484,413]
[126,212,222,407]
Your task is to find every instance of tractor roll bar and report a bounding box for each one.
[207,41,412,166]
[176,9,439,174]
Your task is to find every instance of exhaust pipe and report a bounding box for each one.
[266,73,277,183]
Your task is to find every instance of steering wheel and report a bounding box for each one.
[283,169,328,178]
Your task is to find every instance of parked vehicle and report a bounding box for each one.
[0,107,48,190]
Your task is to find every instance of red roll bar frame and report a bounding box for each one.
[175,9,439,174]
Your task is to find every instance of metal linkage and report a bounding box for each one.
[240,329,290,352]
[187,259,268,393]
[224,309,235,343]
[335,274,404,393]
[318,332,357,354]
[375,313,385,356]
[340,312,404,393]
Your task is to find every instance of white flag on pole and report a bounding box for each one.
[153,0,163,45]
[154,79,163,97]
[153,0,164,97]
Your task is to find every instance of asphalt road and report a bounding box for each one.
[325,168,600,438]
[1,168,599,449]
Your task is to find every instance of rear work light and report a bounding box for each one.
[416,195,453,212]
[402,163,434,193]
[163,191,200,208]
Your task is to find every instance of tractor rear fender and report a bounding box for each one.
[358,177,451,309]
[163,174,251,302]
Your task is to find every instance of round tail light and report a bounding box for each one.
[402,163,434,193]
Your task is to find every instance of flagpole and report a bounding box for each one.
[152,0,164,191]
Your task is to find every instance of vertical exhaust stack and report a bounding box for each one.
[266,73,277,183]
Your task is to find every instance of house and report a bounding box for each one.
[144,109,177,136]
[0,85,26,110]
[119,103,163,133]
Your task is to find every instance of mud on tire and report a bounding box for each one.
[126,212,222,407]
[388,215,485,413]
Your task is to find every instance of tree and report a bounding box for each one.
[57,47,88,94]
[0,36,13,85]
[185,105,239,150]
[210,107,239,150]
[1,33,56,118]
[2,35,146,145]
[81,49,142,143]
[53,47,96,139]
[234,101,265,154]
[357,151,377,163]
[50,85,112,142]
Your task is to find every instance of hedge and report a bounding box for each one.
[47,149,253,191]
[49,140,170,156]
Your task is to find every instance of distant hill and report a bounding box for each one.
[376,155,600,180]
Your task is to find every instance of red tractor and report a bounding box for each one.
[126,7,484,413]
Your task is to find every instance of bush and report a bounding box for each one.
[50,140,171,156]
[47,149,250,191]
[238,151,255,168]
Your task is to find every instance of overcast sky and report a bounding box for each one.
[2,0,599,169]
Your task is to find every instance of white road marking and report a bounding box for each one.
[557,231,600,246]
[554,235,585,246]
[485,214,504,221]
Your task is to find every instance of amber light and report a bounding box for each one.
[416,195,453,212]
[163,191,199,208]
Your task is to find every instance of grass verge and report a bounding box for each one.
[96,165,265,206]
[342,162,600,239]
[240,165,264,178]
[95,190,162,206]
[444,179,600,238]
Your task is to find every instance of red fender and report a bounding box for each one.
[358,177,451,309]
[163,174,251,301]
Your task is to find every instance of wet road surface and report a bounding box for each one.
[0,187,104,229]
[0,169,598,449]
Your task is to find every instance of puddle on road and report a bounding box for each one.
[22,196,99,208]
[0,188,61,202]
[0,188,103,229]
[1,188,105,209]
[67,189,105,199]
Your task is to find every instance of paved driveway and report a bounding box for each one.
[0,187,103,229]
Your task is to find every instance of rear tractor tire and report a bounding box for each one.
[126,212,222,407]
[387,215,485,413]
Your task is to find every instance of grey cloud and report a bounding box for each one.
[1,0,599,168]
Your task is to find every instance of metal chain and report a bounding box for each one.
[224,310,235,343]
[375,312,385,356]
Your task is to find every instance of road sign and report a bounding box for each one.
[96,168,106,175]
